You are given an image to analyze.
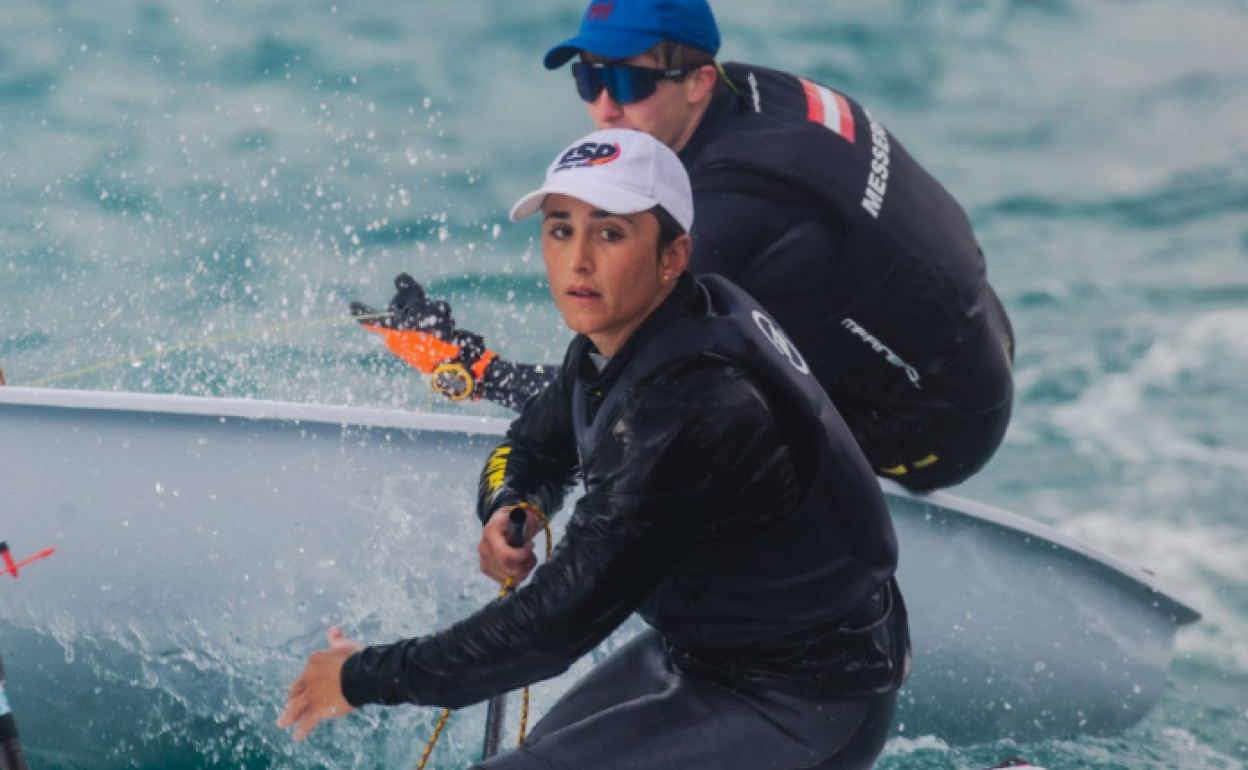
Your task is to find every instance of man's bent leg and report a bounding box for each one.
[844,286,1016,492]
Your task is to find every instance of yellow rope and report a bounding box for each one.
[414,504,552,768]
[15,312,394,388]
[519,686,531,747]
[414,709,450,770]
[515,505,551,746]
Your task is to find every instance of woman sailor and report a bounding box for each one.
[279,128,909,770]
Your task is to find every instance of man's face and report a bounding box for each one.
[580,51,707,152]
[541,193,672,357]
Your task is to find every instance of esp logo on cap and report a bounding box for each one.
[555,142,621,172]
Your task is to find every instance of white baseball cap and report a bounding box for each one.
[509,129,694,232]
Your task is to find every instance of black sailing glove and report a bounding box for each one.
[351,273,497,400]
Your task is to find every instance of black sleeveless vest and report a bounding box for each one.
[571,276,901,672]
[686,63,1010,415]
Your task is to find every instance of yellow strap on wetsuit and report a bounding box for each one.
[714,60,742,98]
[880,454,940,477]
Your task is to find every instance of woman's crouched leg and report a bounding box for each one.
[474,628,896,770]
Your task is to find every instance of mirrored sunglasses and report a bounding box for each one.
[571,62,691,105]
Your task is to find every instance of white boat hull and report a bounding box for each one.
[0,388,1199,757]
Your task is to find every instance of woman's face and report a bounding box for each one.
[541,193,686,357]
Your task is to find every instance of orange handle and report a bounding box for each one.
[365,326,462,375]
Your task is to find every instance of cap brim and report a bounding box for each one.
[510,178,658,223]
[543,28,665,69]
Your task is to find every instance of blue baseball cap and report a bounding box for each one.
[544,0,721,70]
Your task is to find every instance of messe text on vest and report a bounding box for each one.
[861,110,891,219]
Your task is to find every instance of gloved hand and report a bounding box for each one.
[352,273,497,401]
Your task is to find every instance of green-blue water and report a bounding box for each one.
[2,0,1247,767]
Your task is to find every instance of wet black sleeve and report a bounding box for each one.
[475,352,582,525]
[338,360,786,710]
[477,358,560,413]
[688,189,841,297]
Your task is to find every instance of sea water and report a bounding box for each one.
[1,0,1246,767]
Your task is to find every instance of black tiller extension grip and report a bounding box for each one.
[482,506,532,760]
[505,507,528,549]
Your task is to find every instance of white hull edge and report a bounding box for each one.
[0,387,1200,752]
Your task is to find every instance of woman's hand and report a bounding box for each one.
[478,506,540,585]
[276,626,364,741]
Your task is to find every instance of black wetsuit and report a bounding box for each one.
[342,274,908,769]
[477,63,1014,491]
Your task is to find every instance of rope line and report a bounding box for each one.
[414,709,451,770]
[15,312,394,388]
[415,504,552,769]
[515,505,551,746]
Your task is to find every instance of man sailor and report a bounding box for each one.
[353,0,1015,492]
[283,129,908,769]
